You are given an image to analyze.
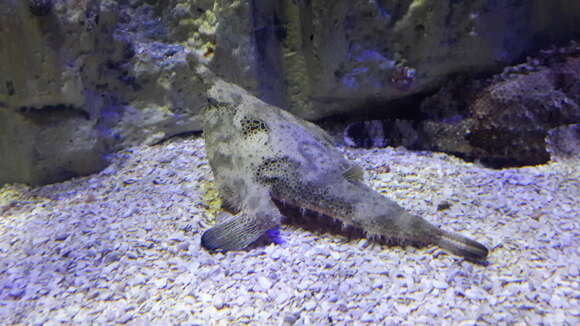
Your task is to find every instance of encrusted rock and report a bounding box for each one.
[413,44,580,167]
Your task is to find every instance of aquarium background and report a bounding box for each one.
[0,1,579,325]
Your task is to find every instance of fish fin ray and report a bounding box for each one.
[343,164,365,183]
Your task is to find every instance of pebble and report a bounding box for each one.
[330,250,341,260]
[302,301,317,311]
[432,280,448,290]
[567,264,579,277]
[276,291,291,304]
[152,278,168,289]
[54,233,70,241]
[257,276,272,291]
[283,312,301,325]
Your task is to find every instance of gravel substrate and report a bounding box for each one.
[0,136,578,325]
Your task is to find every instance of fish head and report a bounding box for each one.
[203,97,237,130]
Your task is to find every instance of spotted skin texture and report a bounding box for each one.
[201,82,488,260]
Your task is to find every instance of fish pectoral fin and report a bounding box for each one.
[201,210,282,252]
[343,164,365,183]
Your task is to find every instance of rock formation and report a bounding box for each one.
[1,0,579,184]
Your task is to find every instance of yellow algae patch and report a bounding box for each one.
[0,184,34,208]
[201,181,222,223]
[0,184,47,236]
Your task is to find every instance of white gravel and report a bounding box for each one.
[0,136,578,325]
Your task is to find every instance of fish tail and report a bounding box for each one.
[436,229,489,260]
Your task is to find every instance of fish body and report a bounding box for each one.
[201,81,488,260]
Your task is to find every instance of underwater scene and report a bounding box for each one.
[1,1,579,325]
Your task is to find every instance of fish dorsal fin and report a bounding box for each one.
[343,164,365,182]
